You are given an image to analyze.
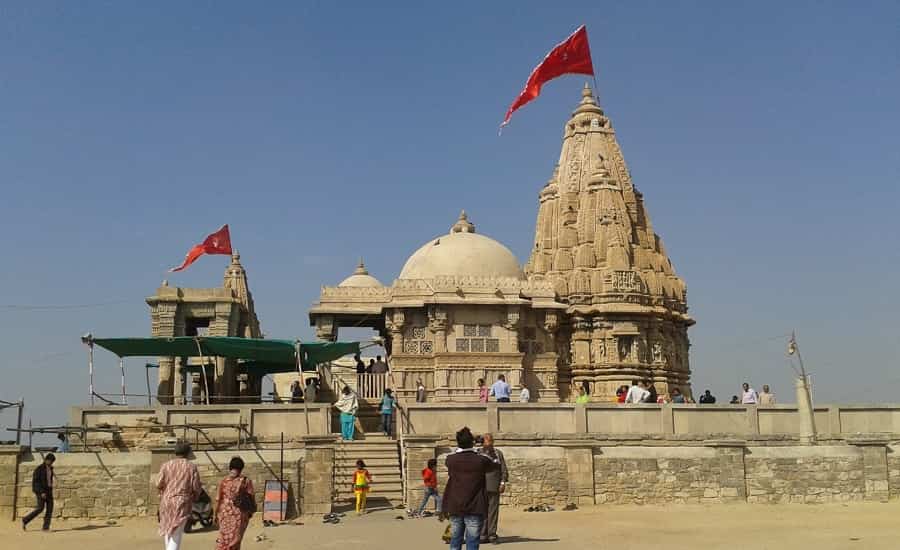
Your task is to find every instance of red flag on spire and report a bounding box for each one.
[500,25,595,130]
[169,225,233,272]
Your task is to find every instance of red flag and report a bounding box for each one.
[501,25,595,129]
[169,225,233,272]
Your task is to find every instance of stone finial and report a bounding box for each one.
[574,82,604,116]
[450,210,476,234]
[354,258,369,275]
[231,250,241,264]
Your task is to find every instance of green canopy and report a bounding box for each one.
[92,336,358,370]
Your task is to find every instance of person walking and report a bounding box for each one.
[156,442,201,550]
[741,382,759,404]
[215,456,255,550]
[759,384,776,405]
[442,427,495,550]
[380,388,396,437]
[478,434,508,545]
[417,458,442,516]
[489,375,511,403]
[353,460,373,515]
[335,386,359,441]
[22,453,56,532]
[477,379,489,403]
[56,433,70,453]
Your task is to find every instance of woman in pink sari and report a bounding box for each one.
[215,456,255,550]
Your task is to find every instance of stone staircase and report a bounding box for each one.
[333,434,404,507]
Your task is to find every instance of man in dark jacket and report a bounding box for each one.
[442,427,495,550]
[22,453,56,531]
[478,433,508,544]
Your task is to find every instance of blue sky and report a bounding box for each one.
[1,2,898,431]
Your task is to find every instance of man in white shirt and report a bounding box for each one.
[624,380,650,404]
[519,387,530,403]
[741,382,759,404]
[758,384,775,405]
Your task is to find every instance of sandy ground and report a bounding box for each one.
[3,501,900,550]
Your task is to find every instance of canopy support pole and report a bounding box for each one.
[297,340,310,435]
[119,358,127,405]
[145,363,153,406]
[88,341,95,406]
[195,338,211,406]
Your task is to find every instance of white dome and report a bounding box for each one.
[338,260,383,287]
[398,212,524,280]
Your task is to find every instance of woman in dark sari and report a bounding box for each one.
[216,456,255,550]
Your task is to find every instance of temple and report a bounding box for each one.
[147,252,263,403]
[310,84,693,401]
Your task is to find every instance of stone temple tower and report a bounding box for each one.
[524,84,694,400]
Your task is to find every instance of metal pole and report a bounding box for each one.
[120,358,127,405]
[297,341,310,434]
[89,343,95,406]
[280,431,285,521]
[145,363,153,406]
[15,399,23,446]
[195,338,211,406]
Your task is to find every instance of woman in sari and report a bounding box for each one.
[215,456,255,550]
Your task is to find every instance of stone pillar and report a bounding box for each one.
[404,436,439,507]
[157,357,176,405]
[849,437,890,502]
[0,445,23,520]
[563,444,595,506]
[301,436,337,515]
[705,439,747,502]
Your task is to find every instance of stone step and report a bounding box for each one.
[336,484,404,495]
[335,466,401,476]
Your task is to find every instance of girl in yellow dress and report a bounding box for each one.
[352,459,373,514]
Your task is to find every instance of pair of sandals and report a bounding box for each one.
[322,512,342,524]
[524,504,555,512]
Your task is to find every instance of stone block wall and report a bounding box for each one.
[17,451,151,519]
[404,435,900,509]
[744,446,864,503]
[0,447,22,520]
[593,445,744,504]
[500,448,568,507]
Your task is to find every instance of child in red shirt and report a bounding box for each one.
[416,458,441,516]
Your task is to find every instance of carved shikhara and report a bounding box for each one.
[309,85,694,403]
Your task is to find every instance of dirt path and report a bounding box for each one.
[3,502,898,549]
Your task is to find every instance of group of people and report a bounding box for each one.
[477,374,527,403]
[22,442,256,550]
[354,353,389,374]
[288,377,319,403]
[439,429,509,548]
[156,443,256,550]
[728,383,776,405]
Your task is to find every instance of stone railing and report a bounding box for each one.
[69,403,333,450]
[400,403,900,438]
